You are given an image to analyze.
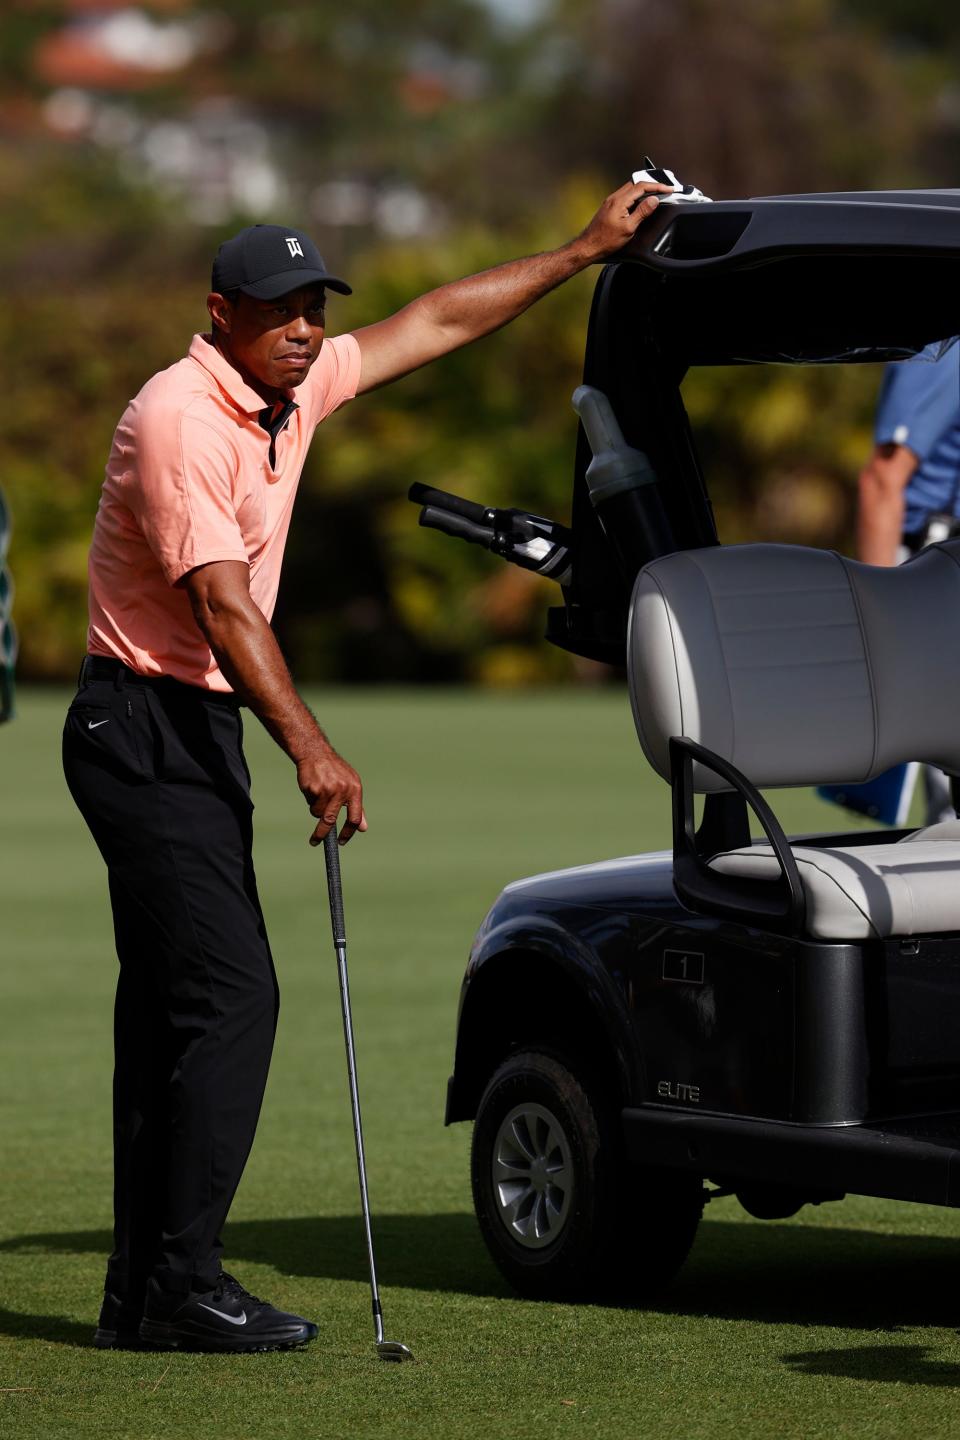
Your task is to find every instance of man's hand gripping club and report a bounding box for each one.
[296,742,366,848]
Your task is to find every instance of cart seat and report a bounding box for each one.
[709,824,960,939]
[627,540,960,938]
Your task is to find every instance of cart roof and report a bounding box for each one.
[615,189,960,365]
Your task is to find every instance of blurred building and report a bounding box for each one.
[33,1,445,231]
[35,2,285,222]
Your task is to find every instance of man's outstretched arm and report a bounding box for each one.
[351,180,669,394]
[179,559,366,845]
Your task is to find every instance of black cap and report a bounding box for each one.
[211,224,352,300]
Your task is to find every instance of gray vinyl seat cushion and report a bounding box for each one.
[626,540,960,939]
[628,540,960,792]
[710,823,960,940]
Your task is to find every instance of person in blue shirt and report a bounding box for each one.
[857,340,960,822]
[858,341,960,565]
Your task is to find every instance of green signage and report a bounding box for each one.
[0,485,16,723]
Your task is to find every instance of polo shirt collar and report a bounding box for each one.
[188,333,295,416]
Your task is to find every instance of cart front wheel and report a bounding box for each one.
[471,1050,702,1301]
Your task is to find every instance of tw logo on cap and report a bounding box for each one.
[285,237,304,258]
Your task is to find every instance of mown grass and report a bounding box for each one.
[1,686,958,1440]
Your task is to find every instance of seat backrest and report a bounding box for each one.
[628,540,960,792]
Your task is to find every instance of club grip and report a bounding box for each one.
[322,829,346,945]
[408,482,490,524]
[419,506,495,548]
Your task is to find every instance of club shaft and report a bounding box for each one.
[323,831,385,1347]
[335,941,385,1344]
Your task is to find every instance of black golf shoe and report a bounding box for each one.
[93,1290,148,1349]
[139,1273,318,1353]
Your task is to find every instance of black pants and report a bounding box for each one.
[62,660,279,1302]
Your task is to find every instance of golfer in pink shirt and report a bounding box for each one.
[62,181,669,1353]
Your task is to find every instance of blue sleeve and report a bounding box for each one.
[874,342,960,461]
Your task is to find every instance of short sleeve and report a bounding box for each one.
[128,405,248,585]
[875,345,960,460]
[296,333,362,430]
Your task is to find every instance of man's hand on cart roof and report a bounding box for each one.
[350,180,671,395]
[579,178,673,257]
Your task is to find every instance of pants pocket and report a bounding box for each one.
[64,692,155,783]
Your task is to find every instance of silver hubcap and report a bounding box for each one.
[492,1101,574,1249]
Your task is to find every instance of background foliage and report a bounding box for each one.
[3,0,960,682]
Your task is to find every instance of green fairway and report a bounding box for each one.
[2,687,959,1440]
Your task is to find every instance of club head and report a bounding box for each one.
[377,1339,414,1363]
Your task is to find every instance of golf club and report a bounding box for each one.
[322,828,414,1363]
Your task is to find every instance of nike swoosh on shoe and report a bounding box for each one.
[197,1304,247,1326]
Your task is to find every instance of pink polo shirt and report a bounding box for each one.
[87,331,362,691]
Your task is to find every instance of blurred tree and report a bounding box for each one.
[0,0,954,683]
[10,0,949,235]
[839,1,960,51]
[545,0,941,198]
[682,362,877,549]
[276,185,603,685]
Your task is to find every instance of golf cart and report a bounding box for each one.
[409,187,960,1300]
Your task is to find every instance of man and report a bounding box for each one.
[857,340,960,823]
[62,178,669,1354]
